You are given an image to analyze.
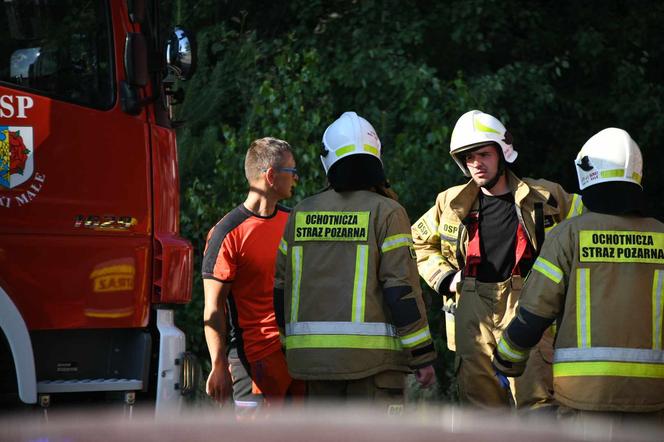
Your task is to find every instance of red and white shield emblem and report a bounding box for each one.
[0,126,34,189]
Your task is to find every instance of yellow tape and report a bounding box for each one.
[554,361,664,378]
[286,334,402,351]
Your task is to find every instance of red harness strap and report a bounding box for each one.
[512,223,533,276]
[463,213,481,277]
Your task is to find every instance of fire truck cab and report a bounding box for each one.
[0,0,195,413]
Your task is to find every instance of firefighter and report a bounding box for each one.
[412,110,582,409]
[493,128,664,422]
[273,112,436,408]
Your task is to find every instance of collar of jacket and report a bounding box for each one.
[448,170,551,221]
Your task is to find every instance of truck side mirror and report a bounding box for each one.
[165,27,196,81]
[126,0,146,24]
[122,32,148,115]
[125,32,148,87]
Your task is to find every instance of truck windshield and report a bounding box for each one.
[0,0,114,109]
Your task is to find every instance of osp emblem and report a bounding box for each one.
[0,126,33,189]
[0,125,45,209]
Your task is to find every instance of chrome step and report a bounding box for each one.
[37,378,142,393]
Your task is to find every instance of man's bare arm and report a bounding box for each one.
[203,278,233,403]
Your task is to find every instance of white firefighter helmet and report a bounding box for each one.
[449,110,518,176]
[321,111,381,174]
[575,127,643,190]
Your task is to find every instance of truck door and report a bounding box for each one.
[0,0,153,329]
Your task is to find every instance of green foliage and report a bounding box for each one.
[170,0,664,403]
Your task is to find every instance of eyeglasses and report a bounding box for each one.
[262,166,298,176]
[276,167,298,176]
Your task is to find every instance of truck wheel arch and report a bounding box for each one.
[0,286,37,404]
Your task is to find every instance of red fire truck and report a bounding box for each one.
[0,1,196,413]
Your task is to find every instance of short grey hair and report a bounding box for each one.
[244,137,293,181]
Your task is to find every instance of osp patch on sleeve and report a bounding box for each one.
[294,211,370,242]
[439,220,459,242]
[415,212,441,239]
[414,217,431,237]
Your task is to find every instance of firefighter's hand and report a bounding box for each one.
[414,365,436,388]
[448,271,462,293]
[206,364,232,404]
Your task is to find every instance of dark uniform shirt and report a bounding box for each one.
[477,192,518,282]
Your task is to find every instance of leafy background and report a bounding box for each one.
[167,0,664,403]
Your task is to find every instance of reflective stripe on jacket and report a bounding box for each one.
[274,189,436,380]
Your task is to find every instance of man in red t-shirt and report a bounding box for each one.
[202,137,304,409]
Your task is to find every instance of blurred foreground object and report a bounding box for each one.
[1,404,662,442]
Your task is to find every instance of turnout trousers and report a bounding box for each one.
[454,276,556,409]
